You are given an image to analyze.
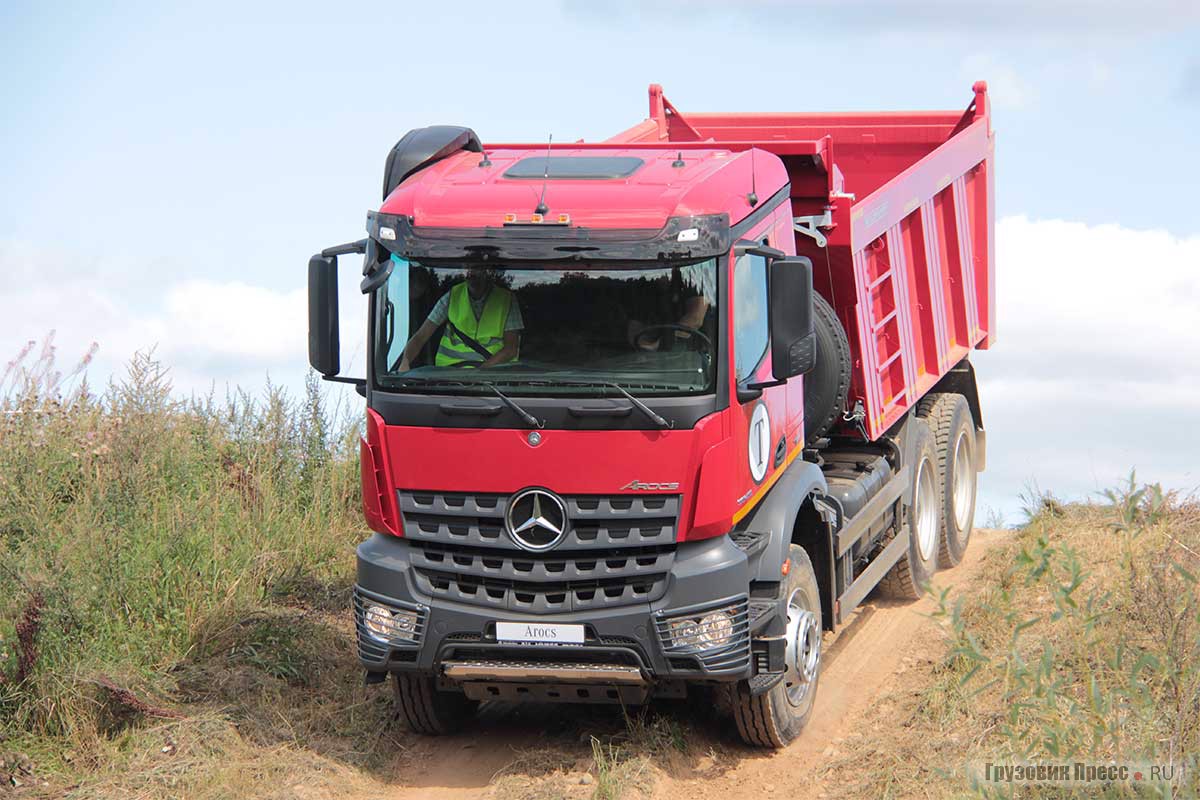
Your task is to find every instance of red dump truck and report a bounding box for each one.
[308,83,995,747]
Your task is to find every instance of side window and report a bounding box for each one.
[733,252,770,383]
[378,255,412,372]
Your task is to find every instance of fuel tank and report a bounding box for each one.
[820,449,890,521]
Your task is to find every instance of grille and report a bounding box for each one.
[400,490,680,611]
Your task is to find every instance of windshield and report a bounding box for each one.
[373,256,719,396]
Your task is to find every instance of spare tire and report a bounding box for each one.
[383,125,482,201]
[803,293,851,442]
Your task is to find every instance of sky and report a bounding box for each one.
[2,0,1199,523]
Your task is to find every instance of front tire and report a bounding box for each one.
[917,393,977,567]
[732,545,822,748]
[393,673,477,735]
[881,418,940,600]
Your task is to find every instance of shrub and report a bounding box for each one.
[0,339,364,766]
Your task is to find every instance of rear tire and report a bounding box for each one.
[881,418,940,600]
[393,673,477,735]
[732,546,822,748]
[917,393,977,567]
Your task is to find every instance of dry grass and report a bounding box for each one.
[5,338,1197,800]
[816,483,1200,799]
[0,340,403,798]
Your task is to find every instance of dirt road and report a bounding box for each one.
[373,528,1009,800]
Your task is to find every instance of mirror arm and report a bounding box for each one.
[734,241,786,259]
[321,238,368,258]
[321,375,367,397]
[737,376,787,404]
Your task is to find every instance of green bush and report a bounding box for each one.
[930,475,1200,797]
[0,341,363,756]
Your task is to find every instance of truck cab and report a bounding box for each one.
[309,84,995,748]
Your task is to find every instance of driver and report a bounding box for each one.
[396,266,523,370]
[627,262,715,350]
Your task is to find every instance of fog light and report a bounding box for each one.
[391,610,418,641]
[668,618,703,649]
[664,606,740,651]
[364,604,394,642]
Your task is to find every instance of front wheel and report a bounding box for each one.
[393,673,477,735]
[732,545,822,748]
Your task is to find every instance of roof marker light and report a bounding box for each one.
[379,226,396,241]
[503,212,570,226]
[677,228,699,242]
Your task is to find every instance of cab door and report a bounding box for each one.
[729,215,796,524]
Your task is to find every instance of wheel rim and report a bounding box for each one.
[915,457,938,561]
[783,588,821,707]
[951,430,975,531]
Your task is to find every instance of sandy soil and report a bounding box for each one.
[362,527,1009,800]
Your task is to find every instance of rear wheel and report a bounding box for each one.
[917,393,977,567]
[881,418,940,600]
[732,545,822,748]
[393,673,477,735]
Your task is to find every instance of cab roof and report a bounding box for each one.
[378,145,788,231]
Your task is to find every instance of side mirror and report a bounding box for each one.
[769,256,817,380]
[308,254,340,376]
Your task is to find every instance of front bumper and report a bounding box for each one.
[354,532,756,684]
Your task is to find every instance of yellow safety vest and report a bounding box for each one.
[435,283,511,367]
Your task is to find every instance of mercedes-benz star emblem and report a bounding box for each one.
[505,488,568,552]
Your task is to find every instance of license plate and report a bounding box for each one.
[495,621,585,644]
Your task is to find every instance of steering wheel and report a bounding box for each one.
[633,324,712,353]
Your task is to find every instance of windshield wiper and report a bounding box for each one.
[601,381,672,429]
[390,376,668,429]
[491,378,673,429]
[482,382,544,429]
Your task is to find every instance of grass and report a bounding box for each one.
[587,711,689,800]
[0,339,399,797]
[819,476,1200,798]
[4,336,1198,799]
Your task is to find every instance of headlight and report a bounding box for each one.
[698,611,734,648]
[363,604,420,643]
[666,608,737,650]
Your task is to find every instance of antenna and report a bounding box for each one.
[534,134,553,215]
[478,149,492,168]
[747,147,759,207]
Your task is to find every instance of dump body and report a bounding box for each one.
[609,83,996,439]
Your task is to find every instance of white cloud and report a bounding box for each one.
[974,216,1200,520]
[0,241,366,398]
[163,281,305,364]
